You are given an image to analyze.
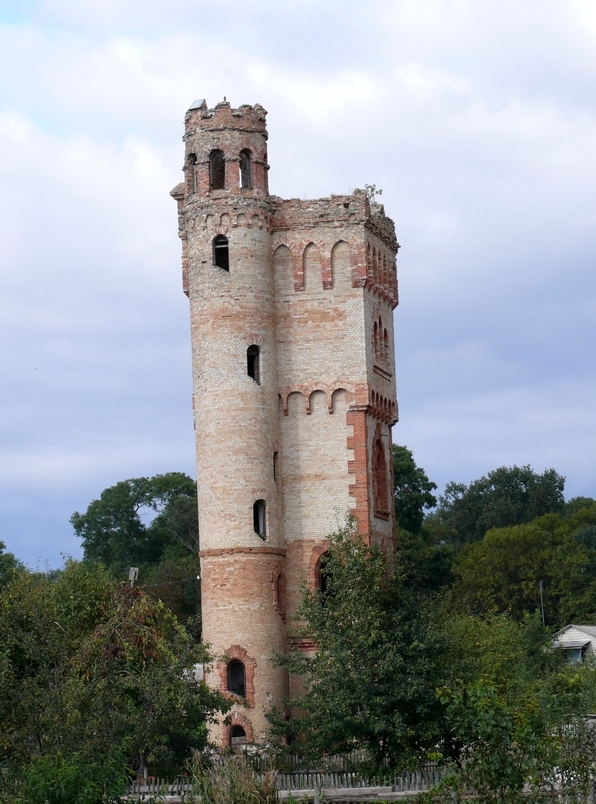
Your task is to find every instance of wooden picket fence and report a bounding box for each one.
[125,764,596,802]
[125,764,443,799]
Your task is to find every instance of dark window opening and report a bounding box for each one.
[284,712,296,745]
[187,153,197,193]
[209,149,225,190]
[239,149,252,189]
[315,551,331,600]
[227,660,246,697]
[213,235,229,271]
[247,345,260,383]
[273,451,278,482]
[253,499,266,539]
[230,725,247,746]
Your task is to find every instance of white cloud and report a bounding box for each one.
[1,0,596,564]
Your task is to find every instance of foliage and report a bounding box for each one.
[0,560,229,788]
[448,504,596,625]
[393,445,437,535]
[363,183,383,201]
[71,472,198,568]
[271,521,445,769]
[0,540,23,589]
[16,745,131,804]
[188,754,278,804]
[70,472,200,621]
[426,465,565,547]
[427,613,596,803]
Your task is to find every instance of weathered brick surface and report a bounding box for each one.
[171,100,399,745]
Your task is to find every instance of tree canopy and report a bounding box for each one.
[426,465,565,547]
[71,472,198,568]
[392,444,437,534]
[448,503,596,626]
[0,560,229,798]
[0,539,23,589]
[273,521,447,768]
[71,472,200,622]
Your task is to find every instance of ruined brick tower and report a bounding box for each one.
[171,99,399,746]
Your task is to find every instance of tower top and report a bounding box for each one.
[184,98,268,135]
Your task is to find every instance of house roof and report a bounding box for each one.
[554,624,596,640]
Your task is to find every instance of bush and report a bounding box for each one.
[188,753,278,804]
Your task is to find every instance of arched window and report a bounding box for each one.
[373,321,379,359]
[209,149,225,190]
[253,500,266,539]
[239,149,252,189]
[273,451,278,482]
[247,345,260,383]
[384,329,389,361]
[373,437,389,516]
[227,660,246,697]
[230,725,247,746]
[213,235,229,271]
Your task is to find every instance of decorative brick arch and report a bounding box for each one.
[309,541,330,593]
[224,711,254,747]
[217,645,256,708]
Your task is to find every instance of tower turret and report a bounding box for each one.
[172,100,286,745]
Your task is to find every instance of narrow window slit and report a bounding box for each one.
[239,149,252,189]
[247,345,260,383]
[253,499,266,539]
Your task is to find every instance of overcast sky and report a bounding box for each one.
[1,0,595,567]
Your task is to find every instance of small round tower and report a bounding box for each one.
[173,99,287,745]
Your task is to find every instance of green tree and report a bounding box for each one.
[0,560,228,790]
[71,473,198,568]
[0,540,23,589]
[71,473,200,621]
[392,445,437,534]
[431,614,596,803]
[272,521,445,769]
[448,504,596,625]
[426,465,565,547]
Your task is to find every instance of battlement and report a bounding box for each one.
[184,99,268,135]
[271,190,398,252]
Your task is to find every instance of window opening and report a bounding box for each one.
[315,551,331,600]
[253,500,266,539]
[187,153,197,193]
[273,451,278,482]
[209,149,225,190]
[213,235,229,271]
[247,345,260,383]
[373,438,389,515]
[230,725,247,746]
[227,660,246,697]
[239,149,252,189]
